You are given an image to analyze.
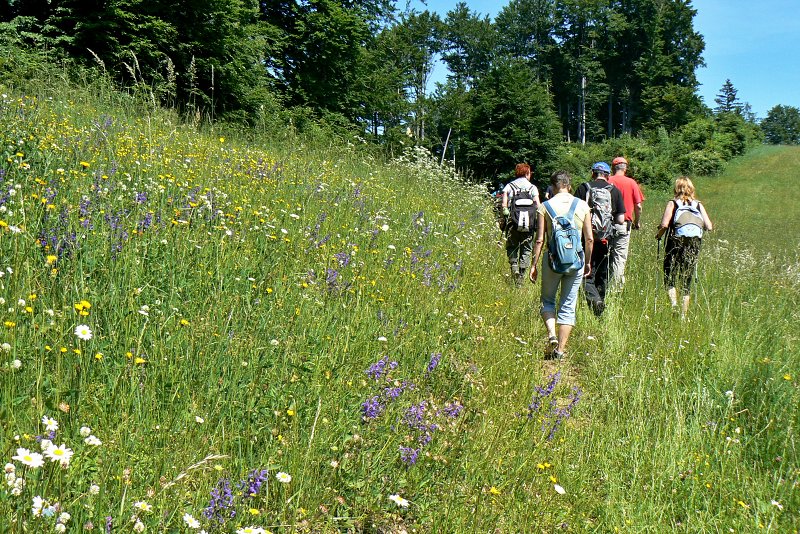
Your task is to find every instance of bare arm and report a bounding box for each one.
[655,200,675,239]
[633,203,642,229]
[501,191,509,209]
[699,203,713,231]
[529,213,546,281]
[582,211,594,277]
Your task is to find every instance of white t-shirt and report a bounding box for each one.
[503,178,539,200]
[538,192,590,234]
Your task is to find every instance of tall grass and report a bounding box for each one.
[0,75,797,533]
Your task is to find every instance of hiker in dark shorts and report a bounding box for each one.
[656,177,713,318]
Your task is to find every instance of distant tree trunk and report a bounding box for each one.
[580,75,586,145]
[607,95,613,138]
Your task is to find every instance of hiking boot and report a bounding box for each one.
[548,336,558,349]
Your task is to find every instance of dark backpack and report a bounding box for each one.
[671,199,704,238]
[585,183,614,240]
[543,198,584,274]
[508,183,536,233]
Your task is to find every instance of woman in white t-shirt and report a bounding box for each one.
[529,170,593,360]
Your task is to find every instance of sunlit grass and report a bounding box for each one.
[0,78,797,532]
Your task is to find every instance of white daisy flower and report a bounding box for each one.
[183,513,201,528]
[275,472,292,484]
[84,435,102,446]
[389,494,409,508]
[12,448,45,469]
[44,443,74,466]
[74,324,93,341]
[42,415,59,431]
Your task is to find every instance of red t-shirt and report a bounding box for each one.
[609,174,644,222]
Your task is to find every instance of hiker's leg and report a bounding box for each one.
[506,231,521,274]
[610,229,630,288]
[540,261,559,338]
[557,324,573,353]
[594,241,611,302]
[555,270,582,352]
[667,286,678,308]
[518,233,534,272]
[681,295,691,317]
[583,244,607,315]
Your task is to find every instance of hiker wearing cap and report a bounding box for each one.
[501,163,540,285]
[529,170,593,360]
[656,177,713,318]
[608,156,645,287]
[574,162,625,316]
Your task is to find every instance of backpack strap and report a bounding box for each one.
[543,198,578,222]
[565,198,579,220]
[543,200,557,221]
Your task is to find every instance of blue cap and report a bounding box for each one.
[591,161,611,174]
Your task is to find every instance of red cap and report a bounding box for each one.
[612,157,628,165]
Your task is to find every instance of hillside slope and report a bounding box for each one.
[0,86,797,532]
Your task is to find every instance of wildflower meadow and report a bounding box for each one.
[1,79,798,532]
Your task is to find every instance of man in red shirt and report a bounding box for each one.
[608,157,644,287]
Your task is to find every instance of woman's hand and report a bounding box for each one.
[529,265,538,283]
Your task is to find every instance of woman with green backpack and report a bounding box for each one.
[656,176,714,318]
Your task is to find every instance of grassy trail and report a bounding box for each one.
[540,145,800,531]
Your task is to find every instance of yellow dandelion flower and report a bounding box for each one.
[94,353,103,360]
[180,318,190,326]
[46,255,58,265]
[60,347,67,353]
[134,357,147,364]
[248,508,260,515]
[287,409,295,417]
[80,161,90,168]
[73,349,81,355]
[489,486,501,495]
[784,374,792,381]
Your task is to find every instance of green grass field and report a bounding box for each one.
[0,81,798,533]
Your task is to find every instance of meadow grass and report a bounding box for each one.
[0,77,798,533]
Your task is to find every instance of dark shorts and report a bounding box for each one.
[663,236,701,295]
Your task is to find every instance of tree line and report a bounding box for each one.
[2,0,788,184]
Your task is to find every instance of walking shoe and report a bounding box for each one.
[545,348,564,361]
[548,336,558,349]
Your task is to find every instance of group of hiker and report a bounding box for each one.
[497,159,713,360]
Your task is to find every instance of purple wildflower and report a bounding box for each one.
[361,396,384,420]
[105,516,113,533]
[334,251,351,267]
[403,402,427,429]
[528,372,561,418]
[365,355,397,381]
[399,446,419,466]
[443,402,463,418]
[134,191,147,204]
[238,468,269,498]
[426,353,441,375]
[326,268,339,289]
[204,478,236,523]
[384,381,414,401]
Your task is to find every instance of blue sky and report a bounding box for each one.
[407,0,800,119]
